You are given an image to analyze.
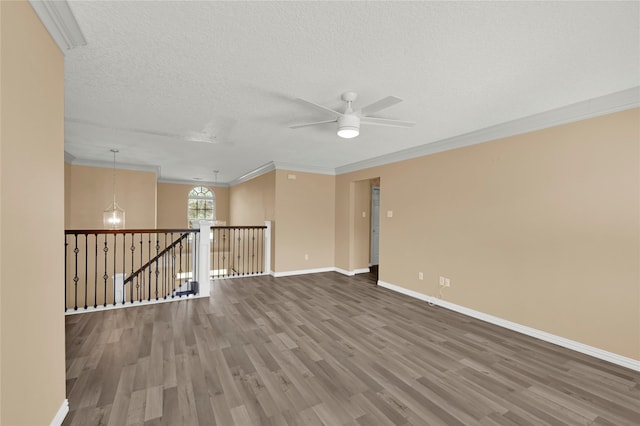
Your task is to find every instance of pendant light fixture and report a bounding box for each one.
[103,149,125,229]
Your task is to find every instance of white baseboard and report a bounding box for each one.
[334,267,354,276]
[274,267,371,278]
[377,280,640,372]
[50,399,69,426]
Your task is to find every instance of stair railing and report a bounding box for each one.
[210,223,270,278]
[64,228,198,312]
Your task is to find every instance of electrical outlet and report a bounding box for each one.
[444,278,451,287]
[439,276,445,286]
[418,272,424,280]
[304,254,309,261]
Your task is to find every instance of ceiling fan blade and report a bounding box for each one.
[295,98,343,117]
[359,96,403,117]
[289,119,337,129]
[360,117,416,128]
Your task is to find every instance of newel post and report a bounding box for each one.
[264,220,272,275]
[195,220,213,297]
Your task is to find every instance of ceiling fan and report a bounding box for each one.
[289,92,415,139]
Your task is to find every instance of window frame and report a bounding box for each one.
[187,186,216,228]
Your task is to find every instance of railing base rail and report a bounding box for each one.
[64,291,207,315]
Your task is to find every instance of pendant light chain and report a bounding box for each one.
[103,149,125,229]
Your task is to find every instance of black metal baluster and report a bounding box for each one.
[84,234,88,309]
[103,236,109,307]
[216,228,220,277]
[242,228,246,275]
[193,231,197,285]
[252,228,256,275]
[73,233,79,310]
[139,235,143,302]
[239,228,243,275]
[93,233,98,308]
[170,245,174,298]
[148,234,152,301]
[240,228,244,275]
[64,238,68,311]
[113,233,117,305]
[130,232,135,304]
[185,231,196,285]
[232,228,236,276]
[178,235,183,289]
[122,232,126,305]
[162,232,170,299]
[155,235,160,300]
[171,233,176,298]
[226,228,229,277]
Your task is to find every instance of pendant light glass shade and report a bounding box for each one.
[103,202,125,229]
[103,149,125,229]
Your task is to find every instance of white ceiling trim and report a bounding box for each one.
[157,178,230,188]
[69,158,160,176]
[28,0,86,54]
[64,151,76,163]
[229,162,276,187]
[228,161,336,187]
[336,87,640,175]
[272,162,335,176]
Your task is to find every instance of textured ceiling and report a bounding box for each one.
[62,1,640,184]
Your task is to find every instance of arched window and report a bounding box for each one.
[187,186,215,228]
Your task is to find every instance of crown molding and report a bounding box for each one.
[272,161,335,176]
[29,0,86,54]
[229,161,336,187]
[157,178,230,188]
[70,158,160,175]
[64,151,76,163]
[229,162,277,186]
[336,86,640,175]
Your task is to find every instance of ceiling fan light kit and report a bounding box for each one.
[337,114,360,138]
[290,91,415,139]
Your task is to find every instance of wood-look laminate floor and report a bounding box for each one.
[64,272,640,426]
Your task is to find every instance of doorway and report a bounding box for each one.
[370,186,380,280]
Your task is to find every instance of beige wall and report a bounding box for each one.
[0,1,67,424]
[274,170,335,273]
[229,170,336,274]
[157,182,229,228]
[229,171,276,271]
[336,109,639,360]
[229,171,276,225]
[65,161,71,228]
[67,164,157,229]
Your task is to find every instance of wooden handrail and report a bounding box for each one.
[210,225,267,229]
[65,228,196,235]
[123,232,192,286]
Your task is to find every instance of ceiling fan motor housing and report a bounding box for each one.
[337,114,360,138]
